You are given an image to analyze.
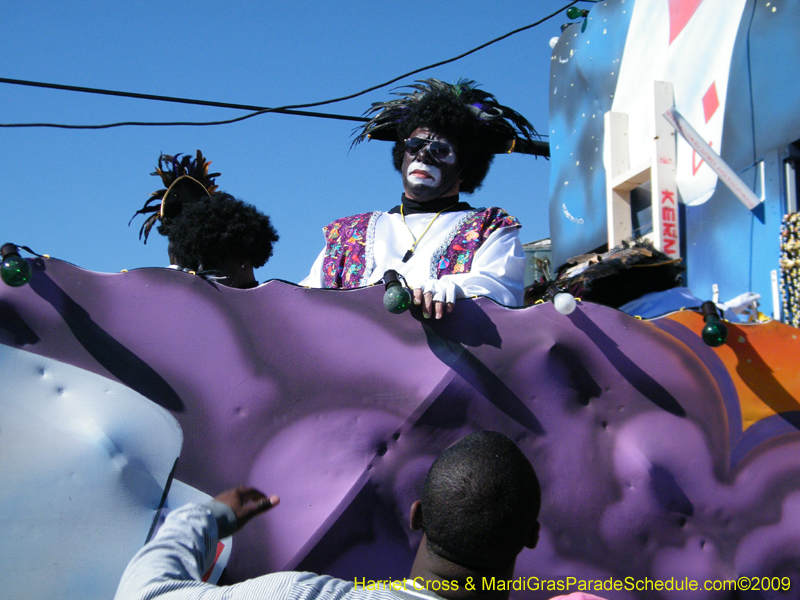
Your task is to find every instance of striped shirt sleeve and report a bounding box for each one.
[113,502,441,600]
[114,503,310,600]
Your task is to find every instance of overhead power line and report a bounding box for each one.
[0,0,577,149]
[0,77,369,124]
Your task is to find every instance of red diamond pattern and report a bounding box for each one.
[668,0,705,44]
[703,82,720,123]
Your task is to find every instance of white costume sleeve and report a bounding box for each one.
[299,247,326,287]
[426,225,525,307]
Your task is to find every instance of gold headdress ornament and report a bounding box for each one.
[130,150,220,243]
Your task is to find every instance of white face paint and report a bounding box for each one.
[401,128,462,202]
[405,160,442,187]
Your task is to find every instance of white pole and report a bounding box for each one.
[662,107,761,210]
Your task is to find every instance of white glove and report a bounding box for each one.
[420,278,457,305]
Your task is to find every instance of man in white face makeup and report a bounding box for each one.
[300,79,539,319]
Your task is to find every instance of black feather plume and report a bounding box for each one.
[351,78,539,154]
[130,150,219,243]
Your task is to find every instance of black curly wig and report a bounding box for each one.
[159,193,278,272]
[390,90,496,194]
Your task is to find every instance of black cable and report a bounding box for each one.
[262,0,580,112]
[0,113,357,130]
[0,1,577,133]
[0,77,368,124]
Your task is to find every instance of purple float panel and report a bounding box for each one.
[1,257,800,598]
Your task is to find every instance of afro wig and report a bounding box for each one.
[160,193,278,272]
[390,89,495,194]
[353,79,538,195]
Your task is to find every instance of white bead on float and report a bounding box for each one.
[553,292,577,315]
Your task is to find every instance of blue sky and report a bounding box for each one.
[1,0,579,284]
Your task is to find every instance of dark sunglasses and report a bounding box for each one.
[404,137,455,161]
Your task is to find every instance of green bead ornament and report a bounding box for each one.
[701,318,728,347]
[382,269,412,314]
[700,301,728,347]
[1,245,32,287]
[566,6,588,19]
[384,284,412,314]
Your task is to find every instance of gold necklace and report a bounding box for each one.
[400,202,458,263]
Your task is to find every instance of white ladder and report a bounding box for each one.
[604,81,680,258]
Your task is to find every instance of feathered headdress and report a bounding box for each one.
[352,78,541,155]
[130,150,220,243]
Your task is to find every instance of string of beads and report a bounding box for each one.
[780,212,800,327]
